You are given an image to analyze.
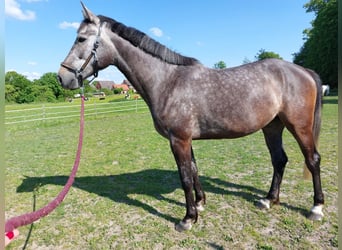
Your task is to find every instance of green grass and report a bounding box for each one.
[5,95,338,249]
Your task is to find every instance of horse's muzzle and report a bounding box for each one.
[57,69,80,90]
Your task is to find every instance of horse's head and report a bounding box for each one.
[58,3,114,89]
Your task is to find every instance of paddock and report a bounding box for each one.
[5,95,338,249]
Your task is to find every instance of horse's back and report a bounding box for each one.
[216,59,319,118]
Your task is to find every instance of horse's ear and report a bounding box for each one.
[81,2,100,24]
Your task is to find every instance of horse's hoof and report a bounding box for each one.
[196,203,205,212]
[308,205,324,221]
[175,220,192,232]
[257,199,271,209]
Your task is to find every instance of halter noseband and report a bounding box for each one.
[60,22,105,87]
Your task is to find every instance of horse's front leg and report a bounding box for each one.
[169,135,198,232]
[191,147,206,211]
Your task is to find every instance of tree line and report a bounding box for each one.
[293,0,337,89]
[215,0,337,88]
[5,71,87,103]
[214,49,283,69]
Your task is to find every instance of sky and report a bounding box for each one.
[5,0,315,83]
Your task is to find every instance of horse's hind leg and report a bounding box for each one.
[259,117,288,209]
[306,148,324,221]
[287,126,324,220]
[191,147,206,211]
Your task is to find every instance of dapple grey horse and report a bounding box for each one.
[58,3,324,231]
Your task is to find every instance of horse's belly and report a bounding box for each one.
[193,122,260,139]
[193,109,276,139]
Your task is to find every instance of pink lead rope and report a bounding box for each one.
[5,95,85,233]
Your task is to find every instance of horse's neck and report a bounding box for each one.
[111,36,176,106]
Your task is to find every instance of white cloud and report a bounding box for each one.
[5,0,36,21]
[28,61,37,66]
[149,27,163,37]
[59,21,80,30]
[23,71,42,80]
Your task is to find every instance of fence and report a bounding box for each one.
[5,99,149,125]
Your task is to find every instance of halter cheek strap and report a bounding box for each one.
[60,22,105,87]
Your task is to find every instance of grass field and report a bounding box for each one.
[5,95,338,249]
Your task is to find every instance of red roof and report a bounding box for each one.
[113,84,129,91]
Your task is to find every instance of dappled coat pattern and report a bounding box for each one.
[58,3,324,231]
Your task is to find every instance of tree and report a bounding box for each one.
[4,70,113,103]
[213,61,227,69]
[293,0,337,88]
[242,57,252,64]
[15,85,35,103]
[113,87,123,94]
[5,71,31,90]
[30,85,56,103]
[303,0,329,14]
[101,88,112,96]
[33,72,64,100]
[5,71,33,103]
[83,80,95,95]
[5,84,19,103]
[255,49,283,61]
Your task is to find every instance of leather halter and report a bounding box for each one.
[60,22,105,87]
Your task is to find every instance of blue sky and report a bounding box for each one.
[5,0,314,83]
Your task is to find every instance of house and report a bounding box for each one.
[95,79,136,94]
[113,80,137,94]
[113,83,130,92]
[95,81,115,90]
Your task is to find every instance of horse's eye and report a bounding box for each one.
[77,37,86,43]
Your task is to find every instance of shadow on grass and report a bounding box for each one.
[16,169,307,224]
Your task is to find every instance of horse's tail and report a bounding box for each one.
[303,69,322,179]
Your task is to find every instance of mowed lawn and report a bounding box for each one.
[5,95,338,249]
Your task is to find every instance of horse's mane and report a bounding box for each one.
[97,15,200,66]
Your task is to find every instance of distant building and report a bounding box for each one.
[95,79,136,94]
[95,81,115,90]
[94,80,136,94]
[113,83,130,93]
